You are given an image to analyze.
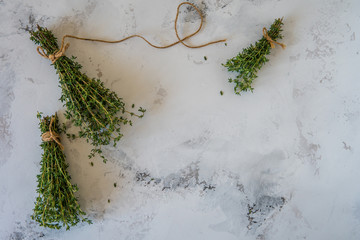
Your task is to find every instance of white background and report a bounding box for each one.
[0,0,359,239]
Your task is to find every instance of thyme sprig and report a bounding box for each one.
[32,113,91,230]
[223,18,284,94]
[30,26,145,162]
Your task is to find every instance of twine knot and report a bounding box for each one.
[41,117,64,151]
[262,27,286,49]
[37,43,70,64]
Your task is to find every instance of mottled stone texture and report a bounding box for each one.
[0,0,359,239]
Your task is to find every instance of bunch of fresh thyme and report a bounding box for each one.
[30,26,145,162]
[32,113,91,230]
[223,18,285,94]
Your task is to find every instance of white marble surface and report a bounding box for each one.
[1,0,360,239]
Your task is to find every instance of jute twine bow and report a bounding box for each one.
[37,43,69,64]
[262,27,286,49]
[37,2,226,63]
[41,117,64,151]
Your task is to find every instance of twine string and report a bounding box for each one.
[37,44,69,63]
[37,2,226,63]
[173,2,226,48]
[41,117,64,151]
[262,27,286,49]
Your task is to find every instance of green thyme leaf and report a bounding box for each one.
[32,113,91,230]
[30,26,146,162]
[222,18,284,94]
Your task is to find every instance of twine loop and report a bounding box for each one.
[36,2,226,63]
[262,27,286,49]
[41,117,64,151]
